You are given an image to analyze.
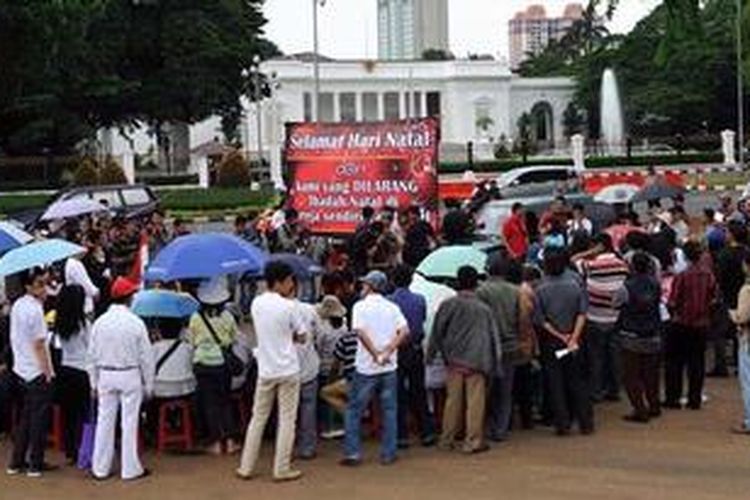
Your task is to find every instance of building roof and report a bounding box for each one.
[512,2,585,21]
[277,52,336,63]
[562,3,584,19]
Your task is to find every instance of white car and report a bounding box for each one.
[496,166,579,189]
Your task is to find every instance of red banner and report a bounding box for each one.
[285,119,440,234]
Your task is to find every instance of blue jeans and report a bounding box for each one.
[296,378,318,457]
[739,337,750,428]
[343,371,398,461]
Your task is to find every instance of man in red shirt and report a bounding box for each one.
[666,241,718,410]
[502,203,528,261]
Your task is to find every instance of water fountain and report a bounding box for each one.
[600,68,624,155]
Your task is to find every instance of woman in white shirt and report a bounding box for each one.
[54,284,91,464]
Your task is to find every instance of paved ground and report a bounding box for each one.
[1,376,749,500]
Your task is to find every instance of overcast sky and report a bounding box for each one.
[263,0,662,60]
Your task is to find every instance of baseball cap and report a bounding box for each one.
[359,270,388,292]
[111,277,139,300]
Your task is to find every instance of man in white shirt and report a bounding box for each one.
[341,271,408,466]
[237,261,308,482]
[6,268,55,478]
[88,277,154,481]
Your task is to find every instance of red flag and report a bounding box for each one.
[129,231,150,287]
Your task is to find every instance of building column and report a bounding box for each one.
[399,91,406,120]
[332,92,340,123]
[355,92,363,122]
[378,93,386,121]
[420,91,428,118]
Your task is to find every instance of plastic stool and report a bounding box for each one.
[156,399,193,453]
[47,405,64,451]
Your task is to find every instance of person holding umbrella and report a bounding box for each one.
[88,276,154,481]
[187,277,241,456]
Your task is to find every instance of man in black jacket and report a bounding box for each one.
[712,221,748,377]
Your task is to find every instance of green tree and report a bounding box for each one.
[421,48,454,60]
[563,103,586,138]
[0,0,280,157]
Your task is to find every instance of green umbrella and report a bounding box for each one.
[410,274,457,338]
[416,245,487,279]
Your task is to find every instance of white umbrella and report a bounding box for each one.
[593,183,640,204]
[41,198,107,221]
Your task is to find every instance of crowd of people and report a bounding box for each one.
[2,187,750,483]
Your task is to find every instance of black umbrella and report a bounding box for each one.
[630,183,685,204]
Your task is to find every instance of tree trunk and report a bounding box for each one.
[171,121,191,173]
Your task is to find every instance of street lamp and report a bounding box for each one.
[241,68,251,159]
[312,0,326,122]
[737,0,745,168]
[251,55,263,167]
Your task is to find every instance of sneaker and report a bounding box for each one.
[320,429,345,440]
[462,443,490,455]
[296,451,317,461]
[339,457,362,467]
[235,469,255,481]
[124,468,151,482]
[380,456,398,466]
[26,468,42,478]
[6,465,23,476]
[421,435,437,447]
[731,424,750,435]
[622,413,650,424]
[273,469,303,482]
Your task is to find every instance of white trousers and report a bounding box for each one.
[92,370,144,480]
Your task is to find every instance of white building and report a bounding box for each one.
[105,57,574,174]
[256,57,574,159]
[378,0,449,60]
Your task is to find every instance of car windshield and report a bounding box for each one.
[121,188,152,206]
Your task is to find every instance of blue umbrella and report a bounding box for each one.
[131,290,199,318]
[0,222,33,254]
[145,233,268,282]
[0,239,85,277]
[268,253,323,280]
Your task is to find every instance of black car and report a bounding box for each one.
[14,184,160,229]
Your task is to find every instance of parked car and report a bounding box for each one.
[495,166,580,190]
[14,184,160,229]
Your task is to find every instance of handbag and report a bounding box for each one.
[77,400,97,470]
[198,311,244,377]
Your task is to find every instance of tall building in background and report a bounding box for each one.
[509,3,598,70]
[378,0,449,60]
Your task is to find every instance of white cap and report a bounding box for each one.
[197,276,230,305]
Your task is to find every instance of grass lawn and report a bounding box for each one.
[685,171,747,188]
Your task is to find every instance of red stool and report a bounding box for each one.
[47,405,64,452]
[156,399,193,453]
[230,391,251,430]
